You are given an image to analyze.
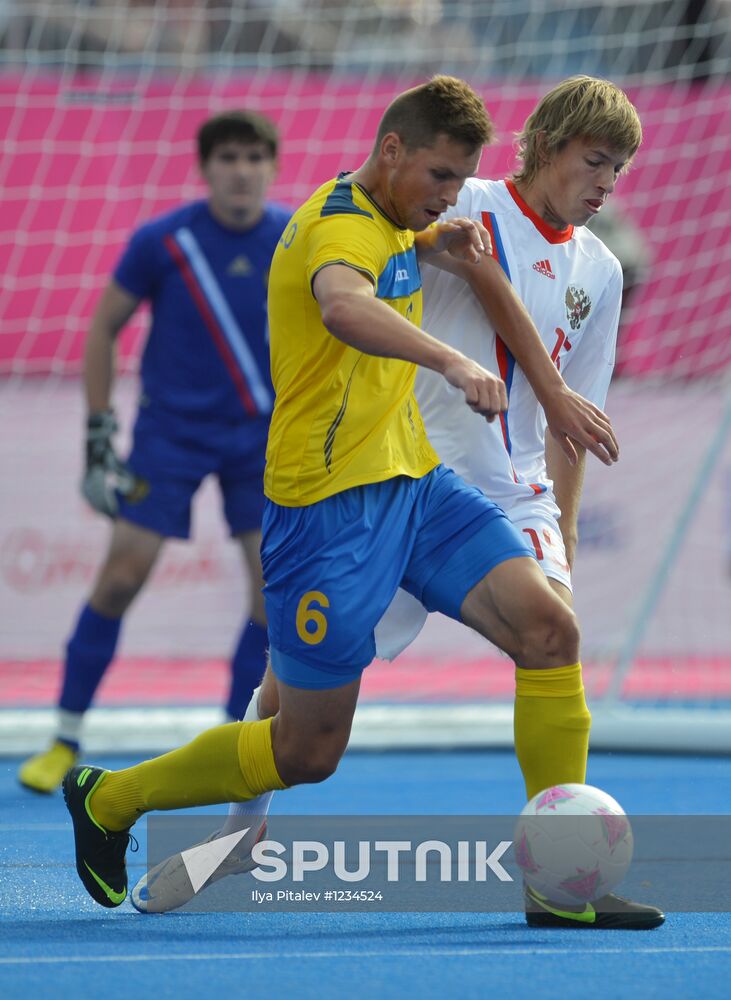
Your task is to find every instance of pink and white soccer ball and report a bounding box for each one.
[514,783,634,906]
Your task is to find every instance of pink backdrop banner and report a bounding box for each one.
[1,74,729,377]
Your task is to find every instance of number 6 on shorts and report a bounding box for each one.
[296,591,330,645]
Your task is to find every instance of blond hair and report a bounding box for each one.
[376,75,494,153]
[514,76,642,186]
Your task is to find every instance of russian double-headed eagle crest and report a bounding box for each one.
[565,285,592,330]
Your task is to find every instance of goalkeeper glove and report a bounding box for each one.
[81,409,136,517]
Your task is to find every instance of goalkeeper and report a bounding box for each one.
[18,111,290,793]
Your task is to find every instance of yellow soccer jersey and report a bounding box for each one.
[264,174,439,506]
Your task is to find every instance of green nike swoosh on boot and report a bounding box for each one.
[525,885,665,930]
[63,765,135,908]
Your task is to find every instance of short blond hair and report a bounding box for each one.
[514,76,642,186]
[376,75,494,153]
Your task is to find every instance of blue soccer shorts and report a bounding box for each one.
[262,465,534,690]
[116,403,269,539]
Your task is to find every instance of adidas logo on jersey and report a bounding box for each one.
[228,255,252,276]
[532,259,555,279]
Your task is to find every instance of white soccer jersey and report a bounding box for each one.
[374,178,623,662]
[417,177,623,521]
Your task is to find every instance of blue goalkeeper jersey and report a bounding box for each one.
[114,200,290,422]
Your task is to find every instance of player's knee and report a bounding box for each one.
[278,749,341,786]
[275,737,343,786]
[298,755,340,785]
[91,561,149,616]
[521,600,580,666]
[551,604,581,661]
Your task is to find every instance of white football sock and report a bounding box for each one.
[57,709,84,746]
[219,686,274,837]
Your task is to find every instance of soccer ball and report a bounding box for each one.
[514,783,633,906]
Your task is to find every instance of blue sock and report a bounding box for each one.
[59,603,122,713]
[226,619,267,719]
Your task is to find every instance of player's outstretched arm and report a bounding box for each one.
[429,253,619,467]
[313,263,506,421]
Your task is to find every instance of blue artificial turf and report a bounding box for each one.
[2,750,730,999]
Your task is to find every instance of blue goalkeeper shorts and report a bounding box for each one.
[262,465,533,690]
[117,402,269,538]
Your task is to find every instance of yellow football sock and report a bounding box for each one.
[90,719,287,831]
[513,662,591,801]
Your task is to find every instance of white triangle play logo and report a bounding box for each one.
[180,828,251,894]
